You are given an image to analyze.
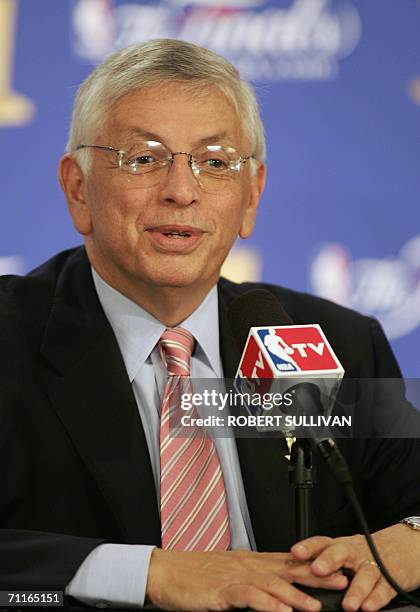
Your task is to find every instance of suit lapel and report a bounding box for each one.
[218,281,297,552]
[40,248,160,545]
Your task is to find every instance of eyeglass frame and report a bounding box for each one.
[74,143,257,183]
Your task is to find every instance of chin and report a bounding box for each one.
[147,265,214,290]
[151,275,203,289]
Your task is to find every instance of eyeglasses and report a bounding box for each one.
[75,140,256,194]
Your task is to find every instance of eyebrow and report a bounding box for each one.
[121,127,161,142]
[120,127,233,148]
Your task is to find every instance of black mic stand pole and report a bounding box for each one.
[289,438,348,611]
[289,438,314,540]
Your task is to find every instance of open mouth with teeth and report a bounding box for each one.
[163,231,191,238]
[146,225,204,252]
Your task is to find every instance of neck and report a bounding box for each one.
[126,284,215,326]
[91,264,216,326]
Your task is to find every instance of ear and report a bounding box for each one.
[239,161,266,239]
[58,155,92,235]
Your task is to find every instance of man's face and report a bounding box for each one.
[64,83,265,299]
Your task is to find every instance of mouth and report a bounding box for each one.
[145,225,206,252]
[161,230,191,238]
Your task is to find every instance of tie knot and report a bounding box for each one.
[159,327,195,376]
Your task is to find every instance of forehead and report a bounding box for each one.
[103,82,247,149]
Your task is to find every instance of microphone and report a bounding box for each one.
[227,292,420,608]
[228,289,345,445]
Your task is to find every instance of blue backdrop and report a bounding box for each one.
[1,0,419,375]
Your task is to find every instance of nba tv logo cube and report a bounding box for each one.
[234,325,344,427]
[237,324,344,379]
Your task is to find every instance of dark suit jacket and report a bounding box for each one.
[1,246,419,592]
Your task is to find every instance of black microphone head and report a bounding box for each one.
[227,289,293,352]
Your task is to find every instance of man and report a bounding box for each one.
[1,39,420,611]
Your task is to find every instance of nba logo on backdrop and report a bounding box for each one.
[71,0,362,81]
[310,238,420,340]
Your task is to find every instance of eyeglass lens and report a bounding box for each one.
[119,141,245,193]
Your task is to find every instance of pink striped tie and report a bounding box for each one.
[159,327,230,551]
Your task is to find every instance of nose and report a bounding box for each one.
[159,152,200,207]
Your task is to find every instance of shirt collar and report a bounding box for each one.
[91,268,222,382]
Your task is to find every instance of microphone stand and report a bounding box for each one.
[289,438,348,611]
[289,438,314,540]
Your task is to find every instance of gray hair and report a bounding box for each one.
[67,38,266,173]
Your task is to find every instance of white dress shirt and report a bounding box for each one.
[66,269,256,608]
